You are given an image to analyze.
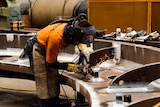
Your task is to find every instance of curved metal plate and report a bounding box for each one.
[89,47,114,66]
[128,96,160,107]
[109,62,160,87]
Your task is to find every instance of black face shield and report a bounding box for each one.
[65,20,96,45]
[79,24,95,45]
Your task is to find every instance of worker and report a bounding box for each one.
[25,13,96,107]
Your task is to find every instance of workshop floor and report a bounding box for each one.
[0,77,75,107]
[0,49,89,107]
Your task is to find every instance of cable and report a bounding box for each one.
[58,51,80,101]
[61,84,68,99]
[62,0,68,18]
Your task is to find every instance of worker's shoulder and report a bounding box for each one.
[48,23,67,30]
[49,23,67,27]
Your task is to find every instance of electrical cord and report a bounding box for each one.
[60,69,76,101]
[59,53,80,101]
[61,83,69,99]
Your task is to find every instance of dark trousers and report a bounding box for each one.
[38,97,60,107]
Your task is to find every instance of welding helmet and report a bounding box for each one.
[64,13,96,45]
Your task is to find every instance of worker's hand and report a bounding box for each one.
[77,43,93,62]
[67,64,83,73]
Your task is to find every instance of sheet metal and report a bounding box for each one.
[109,62,160,87]
[0,38,160,107]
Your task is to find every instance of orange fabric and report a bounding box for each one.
[36,23,67,63]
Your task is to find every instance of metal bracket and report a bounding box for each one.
[109,62,160,87]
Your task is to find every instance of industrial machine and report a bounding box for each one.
[0,0,88,29]
[0,0,21,28]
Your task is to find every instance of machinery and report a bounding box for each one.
[0,0,88,28]
[0,0,21,28]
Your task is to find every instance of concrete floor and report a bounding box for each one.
[0,77,75,107]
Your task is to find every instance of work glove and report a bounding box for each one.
[77,43,93,62]
[67,64,83,73]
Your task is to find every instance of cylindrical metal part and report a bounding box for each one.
[31,0,81,28]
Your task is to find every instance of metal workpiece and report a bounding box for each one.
[0,57,155,107]
[0,38,160,106]
[95,39,160,64]
[0,33,35,49]
[109,62,160,87]
[128,96,160,107]
[89,47,114,67]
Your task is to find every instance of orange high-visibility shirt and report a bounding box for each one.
[36,23,67,63]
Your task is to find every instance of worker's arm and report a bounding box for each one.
[46,62,68,70]
[46,62,82,73]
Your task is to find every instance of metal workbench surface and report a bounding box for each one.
[0,49,159,107]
